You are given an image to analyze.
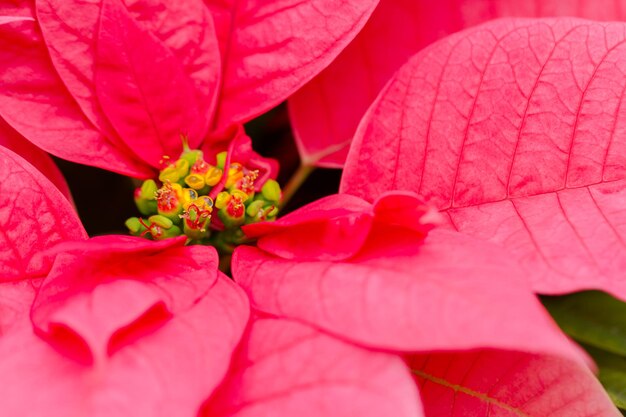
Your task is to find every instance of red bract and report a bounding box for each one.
[0,0,379,176]
[232,192,620,416]
[0,145,433,416]
[341,18,626,300]
[289,0,626,167]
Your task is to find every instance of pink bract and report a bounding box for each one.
[232,192,620,416]
[0,0,379,176]
[0,145,436,416]
[235,193,574,354]
[0,143,84,334]
[202,316,423,417]
[242,192,440,261]
[0,146,85,283]
[341,18,626,300]
[289,0,626,167]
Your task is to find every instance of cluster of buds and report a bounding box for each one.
[126,142,281,251]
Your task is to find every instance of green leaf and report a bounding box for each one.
[581,344,626,411]
[542,291,626,356]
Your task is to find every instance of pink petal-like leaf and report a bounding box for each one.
[205,0,380,127]
[290,0,626,167]
[243,192,437,261]
[244,193,373,261]
[0,143,83,336]
[94,0,206,167]
[0,117,72,203]
[202,317,423,417]
[0,145,86,283]
[123,0,221,126]
[36,0,220,155]
[30,235,214,364]
[0,11,151,177]
[0,271,248,416]
[408,349,620,416]
[341,18,626,299]
[233,195,579,361]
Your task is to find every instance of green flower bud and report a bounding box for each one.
[159,158,190,184]
[261,179,282,203]
[181,149,203,167]
[147,215,182,239]
[125,217,148,236]
[245,201,278,224]
[246,200,266,217]
[140,179,158,200]
[134,186,157,216]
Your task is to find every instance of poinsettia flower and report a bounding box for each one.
[341,17,626,300]
[0,145,435,416]
[232,192,621,416]
[0,0,379,177]
[289,0,626,167]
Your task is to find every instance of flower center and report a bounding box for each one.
[126,141,282,252]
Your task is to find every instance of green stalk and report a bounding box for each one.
[279,164,316,210]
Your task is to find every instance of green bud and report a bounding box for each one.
[147,215,182,239]
[246,200,266,217]
[261,179,282,203]
[158,225,182,239]
[149,214,173,228]
[245,202,278,225]
[125,217,147,236]
[181,149,203,167]
[159,159,190,184]
[140,179,158,200]
[134,185,157,216]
